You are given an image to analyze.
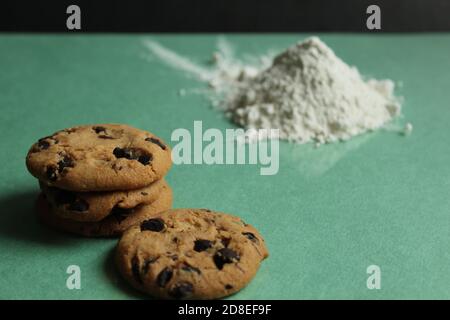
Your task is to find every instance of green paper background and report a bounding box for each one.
[0,34,449,299]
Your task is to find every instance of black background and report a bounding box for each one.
[1,0,449,32]
[0,300,438,317]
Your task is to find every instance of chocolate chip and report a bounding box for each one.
[68,199,89,212]
[242,232,258,242]
[157,267,173,287]
[113,147,152,166]
[110,206,134,223]
[93,126,106,134]
[141,192,148,196]
[38,140,50,150]
[32,136,55,152]
[142,257,159,274]
[57,155,74,173]
[194,239,213,252]
[137,154,152,165]
[98,135,115,140]
[181,264,201,275]
[221,237,231,247]
[225,284,233,290]
[169,282,194,299]
[213,248,240,270]
[46,166,57,181]
[140,218,165,232]
[114,147,134,159]
[131,256,142,284]
[113,147,126,158]
[145,137,166,150]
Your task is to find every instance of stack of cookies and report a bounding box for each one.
[26,123,270,299]
[26,124,173,237]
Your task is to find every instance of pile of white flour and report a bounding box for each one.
[144,37,406,144]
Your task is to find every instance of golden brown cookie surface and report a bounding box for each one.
[26,124,172,191]
[116,209,268,299]
[36,182,173,237]
[40,179,167,222]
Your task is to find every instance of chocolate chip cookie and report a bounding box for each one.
[115,209,268,299]
[26,124,172,191]
[40,179,168,222]
[36,182,173,237]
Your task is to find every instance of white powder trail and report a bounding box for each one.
[142,39,214,81]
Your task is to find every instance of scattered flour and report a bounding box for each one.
[143,37,407,144]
